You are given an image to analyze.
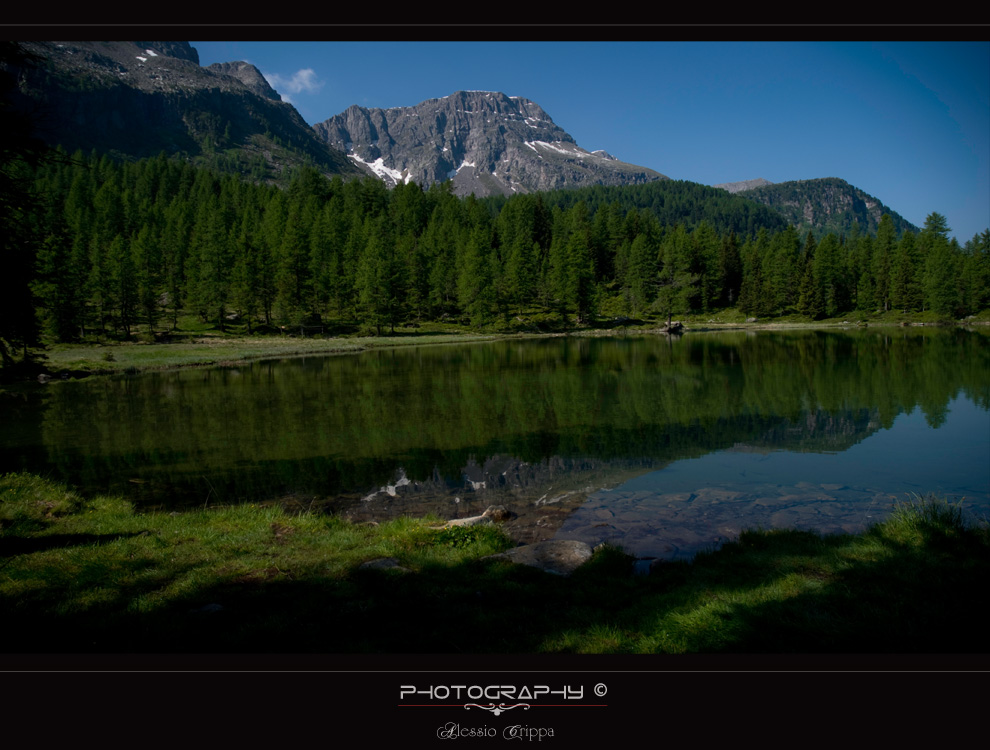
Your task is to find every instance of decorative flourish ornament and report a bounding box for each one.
[464,703,530,716]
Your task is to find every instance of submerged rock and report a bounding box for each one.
[487,539,593,576]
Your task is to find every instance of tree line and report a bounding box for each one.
[14,150,990,350]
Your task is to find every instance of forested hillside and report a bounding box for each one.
[733,177,920,239]
[481,180,792,238]
[14,151,989,355]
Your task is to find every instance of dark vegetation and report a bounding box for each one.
[6,150,990,368]
[2,473,987,653]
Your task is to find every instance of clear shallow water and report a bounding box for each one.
[556,396,990,559]
[2,328,988,558]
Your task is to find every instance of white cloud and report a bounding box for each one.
[263,68,323,101]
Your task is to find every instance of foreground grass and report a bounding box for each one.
[2,473,988,653]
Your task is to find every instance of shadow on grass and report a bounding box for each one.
[0,532,145,558]
[1,541,645,653]
[649,523,990,653]
[2,519,987,654]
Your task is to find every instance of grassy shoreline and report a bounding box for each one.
[22,307,990,380]
[2,472,987,654]
[42,331,505,377]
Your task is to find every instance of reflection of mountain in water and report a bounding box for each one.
[731,408,882,454]
[315,406,886,544]
[1,329,985,541]
[335,455,661,545]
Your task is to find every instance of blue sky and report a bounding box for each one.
[191,41,989,242]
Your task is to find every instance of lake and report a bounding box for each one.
[2,328,987,559]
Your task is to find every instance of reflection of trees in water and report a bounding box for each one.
[19,328,990,507]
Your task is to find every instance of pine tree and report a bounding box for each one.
[161,197,192,330]
[813,233,844,318]
[458,225,496,326]
[797,232,823,319]
[920,213,958,317]
[626,233,658,315]
[890,231,921,312]
[33,199,85,341]
[231,212,262,333]
[961,229,990,313]
[718,231,742,308]
[738,231,771,317]
[274,199,314,324]
[132,223,163,334]
[766,225,801,315]
[567,224,598,324]
[655,225,698,327]
[107,233,138,337]
[358,216,403,335]
[872,214,896,312]
[854,236,876,313]
[189,198,234,331]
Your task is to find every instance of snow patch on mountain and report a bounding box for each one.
[349,154,411,184]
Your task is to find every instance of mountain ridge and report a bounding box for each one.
[313,89,668,198]
[7,41,363,182]
[6,41,923,238]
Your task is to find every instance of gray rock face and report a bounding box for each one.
[25,42,209,95]
[134,41,200,64]
[205,61,281,101]
[726,177,920,236]
[314,90,668,197]
[713,177,774,193]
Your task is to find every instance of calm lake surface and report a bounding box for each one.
[2,328,988,559]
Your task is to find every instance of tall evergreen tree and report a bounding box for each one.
[458,224,496,326]
[797,232,823,319]
[655,225,698,327]
[890,231,921,312]
[919,212,958,317]
[274,198,315,324]
[690,220,721,312]
[872,214,896,312]
[813,233,845,318]
[358,216,403,335]
[961,229,990,313]
[33,197,85,341]
[132,223,164,334]
[766,225,801,315]
[230,211,263,333]
[718,231,742,308]
[189,197,234,331]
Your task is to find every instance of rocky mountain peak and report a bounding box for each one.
[133,42,200,64]
[714,177,774,193]
[10,41,360,181]
[205,61,281,101]
[314,89,667,197]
